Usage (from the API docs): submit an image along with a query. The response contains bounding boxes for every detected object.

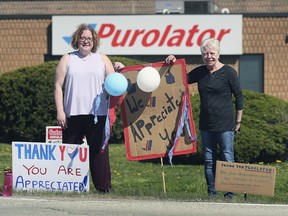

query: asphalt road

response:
[1,196,288,216]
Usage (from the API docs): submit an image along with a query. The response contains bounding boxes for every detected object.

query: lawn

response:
[0,143,287,204]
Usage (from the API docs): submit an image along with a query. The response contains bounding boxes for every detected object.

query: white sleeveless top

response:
[64,51,108,117]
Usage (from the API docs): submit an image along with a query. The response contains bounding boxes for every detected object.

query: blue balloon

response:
[104,72,128,96]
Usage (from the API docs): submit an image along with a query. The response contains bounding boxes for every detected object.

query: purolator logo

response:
[63,23,231,48]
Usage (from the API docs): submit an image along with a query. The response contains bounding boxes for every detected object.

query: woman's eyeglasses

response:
[79,37,93,42]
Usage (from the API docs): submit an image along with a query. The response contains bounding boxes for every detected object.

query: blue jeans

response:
[201,130,235,198]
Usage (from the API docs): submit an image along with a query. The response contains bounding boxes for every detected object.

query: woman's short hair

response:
[200,38,220,54]
[71,23,100,53]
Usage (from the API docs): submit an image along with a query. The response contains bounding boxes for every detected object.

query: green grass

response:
[1,143,288,204]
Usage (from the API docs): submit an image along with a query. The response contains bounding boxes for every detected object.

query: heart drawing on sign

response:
[67,147,79,160]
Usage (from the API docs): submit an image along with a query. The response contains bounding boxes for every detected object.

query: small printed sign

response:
[46,126,87,145]
[46,126,62,144]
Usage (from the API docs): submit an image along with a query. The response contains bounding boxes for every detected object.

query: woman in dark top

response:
[166,38,243,199]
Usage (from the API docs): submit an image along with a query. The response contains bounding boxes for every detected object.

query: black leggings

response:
[62,115,111,191]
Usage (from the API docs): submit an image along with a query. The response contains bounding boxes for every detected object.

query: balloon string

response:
[93,94,102,124]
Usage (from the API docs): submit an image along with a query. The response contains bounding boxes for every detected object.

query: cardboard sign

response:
[120,59,197,161]
[215,161,276,196]
[12,142,90,192]
[46,126,62,144]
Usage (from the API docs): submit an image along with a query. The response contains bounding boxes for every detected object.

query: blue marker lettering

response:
[15,143,24,159]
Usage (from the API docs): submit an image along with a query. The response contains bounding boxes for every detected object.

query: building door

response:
[239,55,264,93]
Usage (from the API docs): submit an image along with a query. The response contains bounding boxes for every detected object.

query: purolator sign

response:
[97,24,231,47]
[52,15,242,55]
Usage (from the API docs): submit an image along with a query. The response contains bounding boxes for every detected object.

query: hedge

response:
[0,59,287,164]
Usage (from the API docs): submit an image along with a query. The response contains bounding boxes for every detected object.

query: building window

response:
[239,54,264,93]
[184,1,209,14]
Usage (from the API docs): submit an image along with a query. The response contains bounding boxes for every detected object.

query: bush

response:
[234,91,288,163]
[0,59,287,164]
[0,62,57,142]
[175,90,288,164]
[0,57,143,144]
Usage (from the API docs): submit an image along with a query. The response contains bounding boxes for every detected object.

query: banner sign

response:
[52,15,242,55]
[120,59,197,161]
[12,142,89,192]
[215,161,276,196]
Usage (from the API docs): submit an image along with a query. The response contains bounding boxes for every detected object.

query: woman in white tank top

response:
[54,23,123,193]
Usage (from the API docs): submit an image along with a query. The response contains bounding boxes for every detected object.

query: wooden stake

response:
[161,157,166,193]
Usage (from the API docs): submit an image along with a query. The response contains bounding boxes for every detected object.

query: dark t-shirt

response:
[187,65,243,131]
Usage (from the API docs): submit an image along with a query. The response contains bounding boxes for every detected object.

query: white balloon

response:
[136,66,160,92]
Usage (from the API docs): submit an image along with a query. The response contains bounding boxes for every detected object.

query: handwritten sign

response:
[215,161,276,196]
[12,142,89,192]
[120,59,197,161]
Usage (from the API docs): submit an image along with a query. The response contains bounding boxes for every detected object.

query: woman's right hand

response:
[57,111,67,129]
[165,55,176,64]
[114,62,125,72]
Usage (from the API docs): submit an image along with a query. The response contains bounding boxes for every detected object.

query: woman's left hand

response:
[165,55,176,64]
[235,122,241,133]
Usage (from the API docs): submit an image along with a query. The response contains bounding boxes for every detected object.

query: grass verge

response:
[1,143,287,204]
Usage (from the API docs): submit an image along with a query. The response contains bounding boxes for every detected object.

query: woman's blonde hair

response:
[70,23,100,53]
